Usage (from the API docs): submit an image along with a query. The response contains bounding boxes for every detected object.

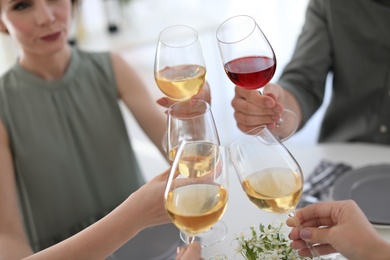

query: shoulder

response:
[72,48,116,81]
[0,66,18,88]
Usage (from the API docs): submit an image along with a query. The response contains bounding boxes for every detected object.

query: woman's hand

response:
[127,169,171,228]
[287,200,390,259]
[156,81,211,110]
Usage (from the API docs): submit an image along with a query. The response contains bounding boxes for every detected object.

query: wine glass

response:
[164,140,229,248]
[228,125,321,259]
[166,99,228,246]
[154,25,207,101]
[166,99,220,164]
[216,15,298,141]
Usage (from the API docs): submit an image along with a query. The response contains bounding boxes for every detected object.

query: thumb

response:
[300,227,331,245]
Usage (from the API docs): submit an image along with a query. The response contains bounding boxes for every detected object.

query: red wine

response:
[224,56,276,90]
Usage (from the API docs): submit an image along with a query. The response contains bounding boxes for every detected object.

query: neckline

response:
[12,47,80,91]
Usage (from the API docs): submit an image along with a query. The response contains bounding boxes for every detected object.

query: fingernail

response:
[157,98,167,105]
[176,247,182,255]
[300,229,311,240]
[265,100,274,108]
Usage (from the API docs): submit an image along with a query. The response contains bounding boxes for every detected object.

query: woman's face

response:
[0,0,72,56]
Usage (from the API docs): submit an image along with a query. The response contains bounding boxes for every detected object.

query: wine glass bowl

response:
[166,99,220,165]
[216,15,276,91]
[229,126,303,214]
[154,25,206,101]
[229,125,321,258]
[164,141,229,247]
[216,15,298,141]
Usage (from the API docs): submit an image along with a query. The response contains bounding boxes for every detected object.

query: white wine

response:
[165,184,228,237]
[155,64,206,101]
[241,167,303,213]
[168,142,218,178]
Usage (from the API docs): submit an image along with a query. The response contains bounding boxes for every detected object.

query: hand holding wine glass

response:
[164,141,229,247]
[216,15,298,141]
[228,126,321,258]
[155,25,207,101]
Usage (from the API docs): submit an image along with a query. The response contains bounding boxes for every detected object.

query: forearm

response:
[24,196,144,260]
[0,235,33,260]
[361,236,390,260]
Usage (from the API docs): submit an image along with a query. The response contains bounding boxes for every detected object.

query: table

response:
[202,142,390,259]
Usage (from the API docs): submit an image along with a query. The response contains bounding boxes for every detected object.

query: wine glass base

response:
[321,253,346,259]
[180,221,228,248]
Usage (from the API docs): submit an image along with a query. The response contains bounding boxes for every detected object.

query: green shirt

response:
[0,48,145,251]
[278,0,390,144]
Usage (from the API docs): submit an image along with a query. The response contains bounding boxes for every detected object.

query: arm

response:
[287,200,390,260]
[111,52,168,156]
[0,120,34,259]
[231,0,331,133]
[277,0,332,128]
[24,170,171,259]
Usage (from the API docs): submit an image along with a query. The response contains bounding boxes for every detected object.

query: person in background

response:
[231,0,390,144]
[0,0,209,258]
[287,200,390,259]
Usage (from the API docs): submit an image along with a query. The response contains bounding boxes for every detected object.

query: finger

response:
[176,242,202,260]
[295,244,337,258]
[234,86,276,108]
[300,227,333,245]
[290,239,308,250]
[292,202,342,226]
[234,110,275,126]
[156,97,176,109]
[232,98,282,117]
[232,89,284,123]
[288,226,301,240]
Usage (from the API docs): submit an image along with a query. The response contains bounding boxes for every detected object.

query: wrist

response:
[361,236,390,260]
[375,239,390,260]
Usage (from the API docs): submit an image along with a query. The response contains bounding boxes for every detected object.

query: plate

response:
[107,223,182,260]
[330,164,390,227]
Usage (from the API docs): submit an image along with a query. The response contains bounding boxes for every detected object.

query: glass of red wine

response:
[216,15,298,141]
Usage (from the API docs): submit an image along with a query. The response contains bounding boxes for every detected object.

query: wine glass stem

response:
[186,235,196,244]
[288,212,321,259]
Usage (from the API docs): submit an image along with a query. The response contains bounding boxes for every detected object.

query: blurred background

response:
[0,0,331,177]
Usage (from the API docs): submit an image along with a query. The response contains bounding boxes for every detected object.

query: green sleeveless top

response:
[0,48,145,251]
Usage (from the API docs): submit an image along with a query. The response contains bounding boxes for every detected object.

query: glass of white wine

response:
[228,126,321,259]
[154,25,206,101]
[165,99,227,246]
[164,140,229,247]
